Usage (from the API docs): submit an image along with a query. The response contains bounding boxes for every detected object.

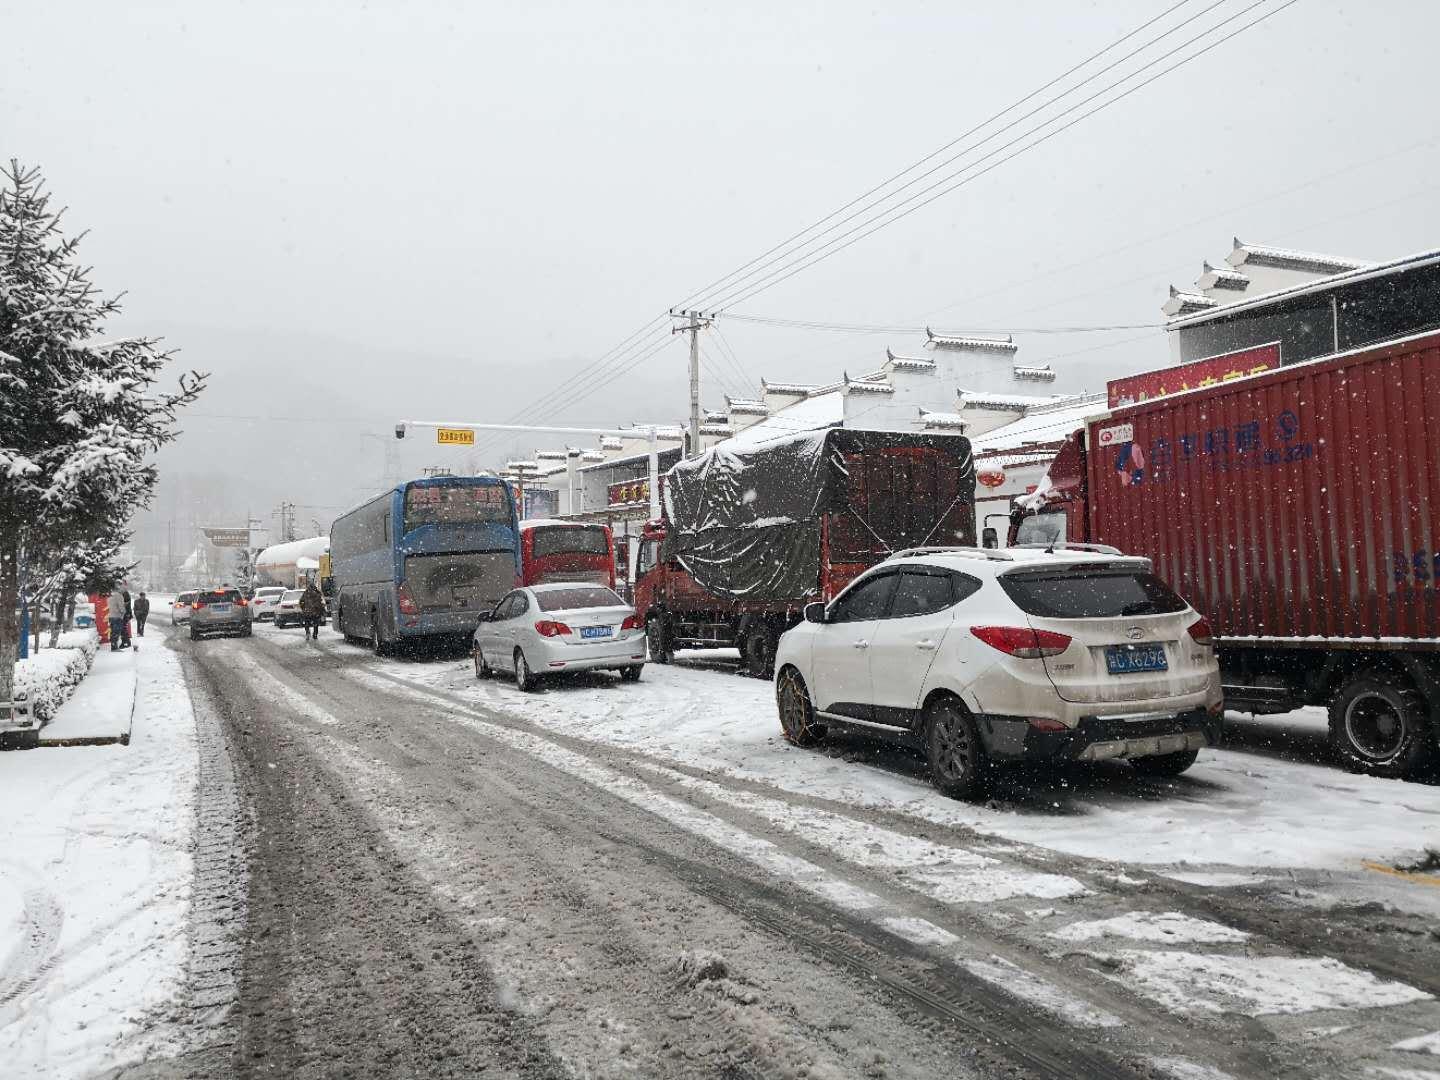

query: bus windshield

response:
[404,483,512,531]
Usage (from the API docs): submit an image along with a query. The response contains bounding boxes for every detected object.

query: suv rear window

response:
[536,587,623,611]
[197,589,242,606]
[998,569,1188,619]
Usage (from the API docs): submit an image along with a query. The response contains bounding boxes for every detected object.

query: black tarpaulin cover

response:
[663,428,975,601]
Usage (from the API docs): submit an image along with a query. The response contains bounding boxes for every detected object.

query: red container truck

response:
[635,428,976,677]
[1010,330,1440,778]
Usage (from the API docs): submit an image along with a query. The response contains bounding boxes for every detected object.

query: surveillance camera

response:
[394,424,406,440]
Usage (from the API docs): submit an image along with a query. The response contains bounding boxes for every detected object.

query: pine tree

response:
[1,161,205,706]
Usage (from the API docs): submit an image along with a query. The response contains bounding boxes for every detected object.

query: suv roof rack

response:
[1008,541,1124,556]
[890,546,1015,562]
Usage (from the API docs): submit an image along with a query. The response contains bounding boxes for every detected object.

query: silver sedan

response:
[473,583,646,691]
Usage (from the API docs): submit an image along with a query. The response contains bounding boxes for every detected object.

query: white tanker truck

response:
[253,536,330,590]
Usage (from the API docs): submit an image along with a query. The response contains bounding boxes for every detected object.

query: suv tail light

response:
[971,625,1072,658]
[620,614,642,631]
[236,598,248,607]
[1187,617,1214,646]
[534,620,572,638]
[396,584,420,617]
[192,602,202,610]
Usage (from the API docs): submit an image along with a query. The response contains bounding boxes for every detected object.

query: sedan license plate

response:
[580,625,614,640]
[212,604,231,614]
[1105,643,1167,675]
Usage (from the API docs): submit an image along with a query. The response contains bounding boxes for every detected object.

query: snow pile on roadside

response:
[11,629,98,721]
[0,638,200,1076]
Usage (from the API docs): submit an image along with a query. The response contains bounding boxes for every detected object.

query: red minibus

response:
[519,520,615,588]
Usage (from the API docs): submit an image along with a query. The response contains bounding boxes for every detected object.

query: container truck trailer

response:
[635,428,976,677]
[1010,330,1440,779]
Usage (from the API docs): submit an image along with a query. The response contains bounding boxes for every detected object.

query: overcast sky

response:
[6,0,1439,548]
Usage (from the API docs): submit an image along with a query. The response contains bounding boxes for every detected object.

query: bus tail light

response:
[396,584,420,617]
[535,620,572,638]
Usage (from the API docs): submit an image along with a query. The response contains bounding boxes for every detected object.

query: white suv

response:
[773,546,1222,800]
[250,586,287,621]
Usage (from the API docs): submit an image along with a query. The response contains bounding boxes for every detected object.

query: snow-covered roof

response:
[580,450,606,462]
[704,409,728,423]
[1227,238,1369,276]
[886,348,936,371]
[1161,286,1219,317]
[534,450,569,461]
[726,396,768,415]
[505,460,539,471]
[761,379,820,396]
[1012,364,1056,382]
[1170,246,1440,330]
[853,368,889,383]
[959,391,1057,412]
[925,329,1018,354]
[1197,261,1249,290]
[845,374,894,394]
[918,409,967,430]
[721,389,846,448]
[699,423,732,436]
[967,393,1108,453]
[599,435,625,450]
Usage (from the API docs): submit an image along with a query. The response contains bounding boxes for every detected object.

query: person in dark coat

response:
[120,587,133,648]
[134,592,150,637]
[299,580,325,641]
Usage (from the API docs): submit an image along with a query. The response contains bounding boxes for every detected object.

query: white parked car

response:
[170,591,197,624]
[272,589,305,628]
[250,586,287,621]
[773,546,1223,800]
[473,583,646,691]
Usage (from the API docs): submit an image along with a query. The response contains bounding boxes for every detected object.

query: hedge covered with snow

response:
[11,629,99,722]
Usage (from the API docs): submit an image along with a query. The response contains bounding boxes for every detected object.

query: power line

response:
[669,0,1202,314]
[707,0,1301,313]
[718,312,1163,335]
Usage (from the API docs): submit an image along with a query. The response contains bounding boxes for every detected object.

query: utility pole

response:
[671,309,712,458]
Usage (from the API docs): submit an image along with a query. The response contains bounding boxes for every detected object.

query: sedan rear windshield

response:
[998,570,1187,619]
[536,587,624,612]
[197,590,242,606]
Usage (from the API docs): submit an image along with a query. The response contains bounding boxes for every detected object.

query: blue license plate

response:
[212,604,231,614]
[580,625,613,640]
[1105,643,1167,674]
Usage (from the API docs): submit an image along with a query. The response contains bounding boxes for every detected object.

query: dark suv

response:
[189,587,253,640]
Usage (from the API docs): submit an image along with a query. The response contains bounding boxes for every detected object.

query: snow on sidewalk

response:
[0,639,199,1079]
[39,645,137,745]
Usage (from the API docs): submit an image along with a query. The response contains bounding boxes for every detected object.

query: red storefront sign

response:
[1107,343,1280,409]
[607,477,651,507]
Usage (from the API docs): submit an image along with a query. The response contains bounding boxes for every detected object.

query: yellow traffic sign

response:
[436,427,475,446]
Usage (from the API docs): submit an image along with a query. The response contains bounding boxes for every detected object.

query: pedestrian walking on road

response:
[134,592,150,637]
[120,587,133,648]
[299,580,325,641]
[107,586,126,651]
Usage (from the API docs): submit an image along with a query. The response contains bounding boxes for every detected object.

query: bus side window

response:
[637,540,657,576]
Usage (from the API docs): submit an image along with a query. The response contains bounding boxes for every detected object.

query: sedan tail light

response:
[192,602,202,610]
[396,584,420,617]
[971,625,1072,658]
[534,620,572,638]
[620,614,642,632]
[235,598,248,607]
[1187,617,1214,646]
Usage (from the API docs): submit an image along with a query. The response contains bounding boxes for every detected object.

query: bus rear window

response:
[532,526,608,557]
[998,570,1188,619]
[404,484,511,530]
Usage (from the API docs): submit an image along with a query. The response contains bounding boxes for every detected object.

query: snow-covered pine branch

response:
[0,160,207,706]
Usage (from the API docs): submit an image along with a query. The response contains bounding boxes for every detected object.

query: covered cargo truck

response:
[635,428,976,676]
[1011,329,1440,778]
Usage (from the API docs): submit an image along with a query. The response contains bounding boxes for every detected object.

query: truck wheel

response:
[1130,748,1199,778]
[647,616,673,664]
[1329,671,1434,779]
[776,667,825,747]
[745,627,777,679]
[924,696,987,801]
[189,626,200,641]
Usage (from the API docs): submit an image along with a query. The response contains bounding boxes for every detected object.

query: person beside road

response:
[120,586,133,648]
[107,586,127,651]
[299,580,325,641]
[134,592,150,637]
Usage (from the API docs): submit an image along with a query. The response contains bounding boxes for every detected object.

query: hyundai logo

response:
[1125,627,1144,641]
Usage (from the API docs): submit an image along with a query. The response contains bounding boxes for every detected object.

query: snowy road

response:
[153,622,1440,1079]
